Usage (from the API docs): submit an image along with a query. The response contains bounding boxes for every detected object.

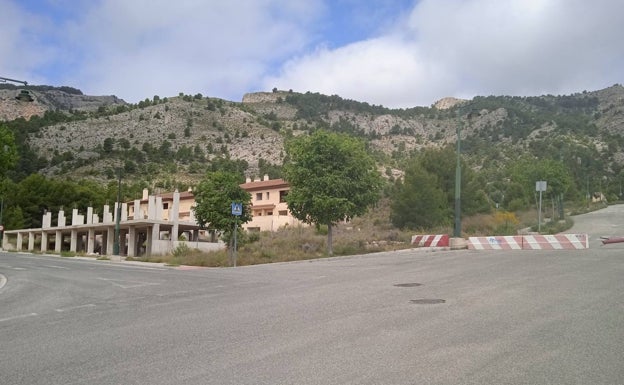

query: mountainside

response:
[2,84,624,198]
[0,85,125,121]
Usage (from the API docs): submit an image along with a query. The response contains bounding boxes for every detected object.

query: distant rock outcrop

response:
[0,87,126,121]
[433,97,466,110]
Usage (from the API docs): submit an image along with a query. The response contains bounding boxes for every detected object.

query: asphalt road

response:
[1,205,623,384]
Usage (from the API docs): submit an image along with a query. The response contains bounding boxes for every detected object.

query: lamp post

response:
[454,106,478,239]
[454,119,462,238]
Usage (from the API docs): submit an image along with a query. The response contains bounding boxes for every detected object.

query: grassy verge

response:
[128,199,597,267]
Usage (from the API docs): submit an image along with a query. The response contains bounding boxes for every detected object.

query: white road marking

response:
[0,313,38,322]
[55,304,96,312]
[97,277,161,289]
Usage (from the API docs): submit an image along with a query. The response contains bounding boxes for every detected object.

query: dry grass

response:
[136,200,583,267]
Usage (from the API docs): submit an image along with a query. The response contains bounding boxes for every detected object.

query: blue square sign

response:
[231,202,242,216]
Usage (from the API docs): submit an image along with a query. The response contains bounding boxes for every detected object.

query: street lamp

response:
[454,106,479,238]
[454,118,462,238]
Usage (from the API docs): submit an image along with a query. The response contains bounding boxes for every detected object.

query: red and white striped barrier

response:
[467,236,523,250]
[468,234,589,250]
[411,234,449,248]
[522,234,589,250]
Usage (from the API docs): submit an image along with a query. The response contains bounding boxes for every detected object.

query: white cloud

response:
[3,0,624,108]
[265,0,624,107]
[46,0,324,102]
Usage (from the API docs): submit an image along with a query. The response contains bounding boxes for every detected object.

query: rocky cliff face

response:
[0,88,126,121]
[3,85,624,189]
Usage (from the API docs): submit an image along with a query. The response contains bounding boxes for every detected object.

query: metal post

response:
[233,216,238,267]
[538,189,542,232]
[113,169,122,255]
[454,120,462,238]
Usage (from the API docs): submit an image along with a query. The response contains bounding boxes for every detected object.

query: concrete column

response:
[58,210,66,227]
[70,230,78,252]
[16,232,23,251]
[121,203,128,221]
[192,230,199,242]
[87,228,95,254]
[114,202,119,222]
[133,199,141,220]
[41,232,48,252]
[55,231,62,253]
[42,212,52,229]
[106,227,114,255]
[28,232,35,251]
[172,190,180,241]
[2,233,8,250]
[103,205,112,223]
[127,227,136,257]
[86,207,93,225]
[156,196,163,220]
[149,224,161,256]
[148,196,156,220]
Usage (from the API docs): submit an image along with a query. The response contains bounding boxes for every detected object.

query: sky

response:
[2,0,624,108]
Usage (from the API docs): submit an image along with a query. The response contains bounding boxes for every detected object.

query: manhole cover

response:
[394,283,422,287]
[410,299,445,304]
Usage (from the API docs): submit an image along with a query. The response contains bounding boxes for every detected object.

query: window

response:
[266,192,270,200]
[163,203,169,209]
[278,210,288,216]
[267,211,273,216]
[279,190,288,202]
[256,192,263,201]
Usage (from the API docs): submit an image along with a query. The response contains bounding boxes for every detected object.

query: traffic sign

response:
[231,202,242,216]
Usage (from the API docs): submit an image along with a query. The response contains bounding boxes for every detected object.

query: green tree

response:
[283,130,383,256]
[103,137,114,153]
[417,147,489,216]
[508,157,572,219]
[192,171,252,245]
[0,124,18,178]
[390,163,448,229]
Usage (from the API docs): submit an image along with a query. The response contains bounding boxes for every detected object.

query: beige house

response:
[240,175,305,231]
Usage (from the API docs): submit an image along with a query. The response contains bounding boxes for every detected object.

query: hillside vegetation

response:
[1,85,624,235]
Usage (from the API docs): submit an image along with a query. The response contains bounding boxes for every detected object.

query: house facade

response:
[239,175,305,232]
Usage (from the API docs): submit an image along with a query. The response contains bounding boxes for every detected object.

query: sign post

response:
[231,202,242,267]
[536,181,547,232]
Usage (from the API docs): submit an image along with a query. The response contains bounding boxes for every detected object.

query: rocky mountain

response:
[2,84,624,198]
[0,85,125,121]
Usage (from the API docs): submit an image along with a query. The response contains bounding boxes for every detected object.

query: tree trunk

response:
[327,222,333,256]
